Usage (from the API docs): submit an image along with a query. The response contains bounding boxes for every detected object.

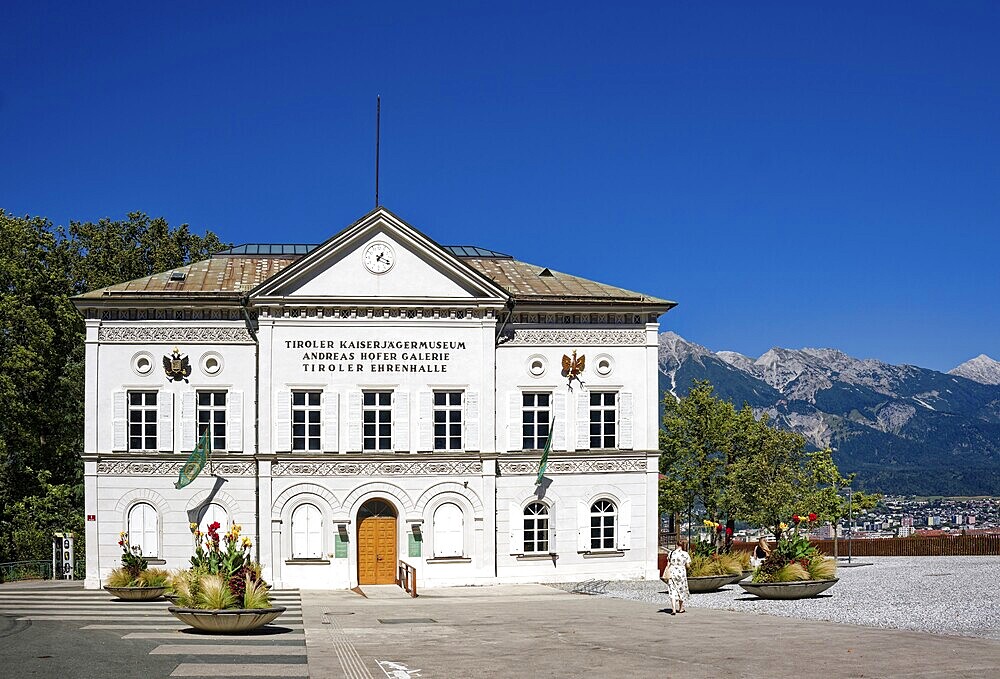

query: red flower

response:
[117,540,124,547]
[209,521,221,531]
[716,524,723,532]
[725,527,733,536]
[792,515,801,524]
[808,512,818,522]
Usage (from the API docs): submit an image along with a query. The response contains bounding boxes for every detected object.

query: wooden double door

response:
[357,499,398,585]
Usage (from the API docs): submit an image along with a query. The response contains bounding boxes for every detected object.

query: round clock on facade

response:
[362,242,395,274]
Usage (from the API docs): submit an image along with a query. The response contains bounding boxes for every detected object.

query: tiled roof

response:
[462,258,672,305]
[74,257,300,299]
[75,253,674,308]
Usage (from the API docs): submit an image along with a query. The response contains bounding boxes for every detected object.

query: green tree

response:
[0,209,225,564]
[727,422,845,540]
[658,381,751,543]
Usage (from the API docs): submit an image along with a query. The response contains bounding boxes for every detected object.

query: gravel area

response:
[556,556,1000,640]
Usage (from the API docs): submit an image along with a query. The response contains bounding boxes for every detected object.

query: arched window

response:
[523,502,550,554]
[198,503,229,535]
[291,503,323,559]
[590,499,617,550]
[433,503,464,558]
[127,502,158,557]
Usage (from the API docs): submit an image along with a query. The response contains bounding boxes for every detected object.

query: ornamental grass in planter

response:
[104,533,171,600]
[750,513,837,584]
[167,522,284,633]
[682,532,746,592]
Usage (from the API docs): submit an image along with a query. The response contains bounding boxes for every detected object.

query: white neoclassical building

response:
[74,207,675,590]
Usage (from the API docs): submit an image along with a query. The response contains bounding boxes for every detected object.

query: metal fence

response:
[0,560,53,583]
[732,534,1000,557]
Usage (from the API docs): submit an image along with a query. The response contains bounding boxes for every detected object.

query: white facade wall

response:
[79,210,670,591]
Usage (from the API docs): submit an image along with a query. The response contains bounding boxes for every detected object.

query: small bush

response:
[105,567,136,587]
[137,568,170,587]
[688,553,742,577]
[807,557,837,581]
[243,577,272,610]
[773,562,810,582]
[197,574,236,610]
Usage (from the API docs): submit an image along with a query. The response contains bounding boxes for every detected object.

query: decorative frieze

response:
[98,326,254,343]
[93,308,247,321]
[510,312,656,325]
[499,329,646,346]
[271,460,483,477]
[258,306,486,320]
[97,461,255,476]
[498,458,646,475]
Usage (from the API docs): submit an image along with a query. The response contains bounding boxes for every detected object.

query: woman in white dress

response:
[666,540,692,614]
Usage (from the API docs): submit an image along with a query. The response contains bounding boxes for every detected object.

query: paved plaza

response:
[2,578,1000,678]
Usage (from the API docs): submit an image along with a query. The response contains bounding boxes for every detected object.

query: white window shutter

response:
[508,502,524,555]
[418,391,433,451]
[144,504,158,557]
[347,391,362,452]
[617,499,632,550]
[181,392,196,452]
[507,392,522,452]
[553,391,567,451]
[228,391,243,452]
[308,508,323,558]
[433,503,465,558]
[323,391,339,452]
[275,390,291,452]
[547,503,557,552]
[619,391,634,450]
[291,508,307,558]
[112,391,127,451]
[393,391,410,452]
[464,391,480,452]
[576,389,590,451]
[577,500,589,552]
[158,391,174,452]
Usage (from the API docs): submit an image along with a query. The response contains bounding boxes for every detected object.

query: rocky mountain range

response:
[658,332,1000,496]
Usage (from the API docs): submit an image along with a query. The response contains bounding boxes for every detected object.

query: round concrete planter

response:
[167,606,287,633]
[739,579,839,600]
[103,586,167,601]
[663,573,740,593]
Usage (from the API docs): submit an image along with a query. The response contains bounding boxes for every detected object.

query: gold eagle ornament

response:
[163,347,192,383]
[561,350,585,387]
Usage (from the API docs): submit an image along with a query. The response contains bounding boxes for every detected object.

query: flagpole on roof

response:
[375,95,381,208]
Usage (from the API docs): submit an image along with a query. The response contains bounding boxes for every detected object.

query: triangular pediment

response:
[250,208,509,304]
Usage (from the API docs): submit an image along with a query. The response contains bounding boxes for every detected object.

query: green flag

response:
[175,431,211,490]
[535,417,555,485]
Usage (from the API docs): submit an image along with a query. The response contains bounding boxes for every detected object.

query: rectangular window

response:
[363,391,392,451]
[589,391,617,449]
[433,391,463,451]
[292,391,322,451]
[128,391,157,451]
[197,390,227,451]
[522,392,551,450]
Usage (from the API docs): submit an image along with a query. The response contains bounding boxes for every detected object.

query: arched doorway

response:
[357,499,398,585]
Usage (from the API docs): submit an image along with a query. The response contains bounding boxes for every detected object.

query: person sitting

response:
[750,536,771,569]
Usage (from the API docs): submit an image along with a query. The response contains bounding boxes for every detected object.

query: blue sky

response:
[2,2,998,372]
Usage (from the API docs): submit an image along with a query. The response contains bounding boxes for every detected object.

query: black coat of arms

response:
[163,347,192,383]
